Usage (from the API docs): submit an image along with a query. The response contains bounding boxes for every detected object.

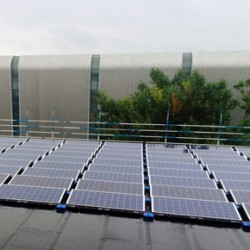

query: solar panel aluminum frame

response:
[151,197,242,223]
[0,174,11,185]
[242,204,250,220]
[0,185,66,205]
[66,190,145,213]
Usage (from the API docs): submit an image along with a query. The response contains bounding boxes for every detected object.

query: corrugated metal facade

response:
[0,56,13,135]
[193,51,250,121]
[99,53,182,98]
[18,55,91,138]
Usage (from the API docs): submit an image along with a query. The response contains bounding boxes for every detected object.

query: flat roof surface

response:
[1,206,250,250]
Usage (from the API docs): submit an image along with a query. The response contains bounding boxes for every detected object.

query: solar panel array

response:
[67,142,145,212]
[148,144,242,222]
[194,146,250,220]
[0,139,99,206]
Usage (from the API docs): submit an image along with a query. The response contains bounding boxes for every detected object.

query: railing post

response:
[25,107,29,137]
[97,105,101,141]
[52,107,55,139]
[164,109,170,144]
[217,110,223,145]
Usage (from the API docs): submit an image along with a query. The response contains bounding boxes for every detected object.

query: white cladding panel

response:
[0,56,13,135]
[99,53,182,98]
[19,55,91,138]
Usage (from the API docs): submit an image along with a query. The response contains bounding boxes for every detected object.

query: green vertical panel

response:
[182,53,192,75]
[11,56,20,136]
[89,55,100,138]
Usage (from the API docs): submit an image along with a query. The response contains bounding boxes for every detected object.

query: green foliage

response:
[234,79,250,117]
[95,69,237,141]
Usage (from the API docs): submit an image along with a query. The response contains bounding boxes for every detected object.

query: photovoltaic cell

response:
[147,162,202,170]
[0,184,65,204]
[151,185,227,201]
[220,179,250,192]
[96,153,140,161]
[50,151,94,158]
[88,165,142,175]
[0,166,22,175]
[83,171,143,183]
[213,171,250,182]
[230,190,250,204]
[152,197,241,222]
[76,179,143,195]
[33,161,84,171]
[0,153,40,162]
[150,176,217,189]
[23,167,80,179]
[9,175,74,190]
[201,158,249,166]
[148,168,208,179]
[6,149,48,156]
[67,190,145,212]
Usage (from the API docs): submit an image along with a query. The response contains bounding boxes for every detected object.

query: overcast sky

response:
[1,0,250,55]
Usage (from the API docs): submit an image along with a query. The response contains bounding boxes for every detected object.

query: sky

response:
[1,0,250,55]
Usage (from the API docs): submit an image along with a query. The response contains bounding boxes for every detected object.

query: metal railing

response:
[0,118,250,146]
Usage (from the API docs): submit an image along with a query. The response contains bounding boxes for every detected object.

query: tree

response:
[234,79,250,118]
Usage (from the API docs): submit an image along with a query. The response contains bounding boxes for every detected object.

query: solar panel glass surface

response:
[83,171,143,183]
[33,161,84,171]
[67,190,145,212]
[0,159,31,167]
[88,165,142,174]
[93,158,142,167]
[76,179,143,195]
[151,185,227,201]
[23,167,80,179]
[9,175,74,190]
[148,168,208,179]
[206,165,250,173]
[152,197,241,222]
[230,190,250,204]
[150,176,217,189]
[147,162,202,170]
[0,166,22,175]
[42,155,89,164]
[213,171,250,182]
[221,179,250,192]
[0,174,10,184]
[0,184,65,204]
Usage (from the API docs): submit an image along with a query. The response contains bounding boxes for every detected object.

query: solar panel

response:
[0,159,32,168]
[0,166,22,175]
[67,190,145,212]
[147,162,202,170]
[100,149,142,155]
[242,204,250,220]
[201,159,249,166]
[147,151,190,157]
[42,155,89,164]
[83,171,143,183]
[230,190,250,204]
[0,184,65,204]
[50,151,94,158]
[15,144,55,151]
[152,197,241,222]
[213,171,250,182]
[0,174,10,184]
[76,179,143,195]
[148,168,209,179]
[23,167,80,179]
[151,185,227,201]
[9,175,74,190]
[206,165,250,174]
[0,153,40,162]
[6,149,48,155]
[93,158,142,167]
[33,161,84,171]
[147,156,196,163]
[96,153,141,161]
[88,164,143,174]
[220,179,250,192]
[150,176,217,189]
